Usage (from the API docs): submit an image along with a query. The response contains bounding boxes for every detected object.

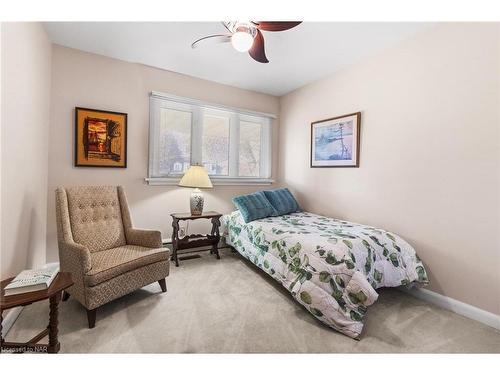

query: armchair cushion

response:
[85,245,170,286]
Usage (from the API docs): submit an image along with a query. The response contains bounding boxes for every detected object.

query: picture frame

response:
[310,112,361,168]
[75,107,128,168]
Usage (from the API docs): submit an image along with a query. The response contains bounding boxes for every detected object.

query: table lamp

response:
[178,164,213,215]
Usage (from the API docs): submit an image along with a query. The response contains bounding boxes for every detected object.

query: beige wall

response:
[1,23,52,279]
[46,45,280,261]
[279,23,500,314]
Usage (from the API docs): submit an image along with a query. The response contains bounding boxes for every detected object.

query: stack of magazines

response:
[4,263,60,296]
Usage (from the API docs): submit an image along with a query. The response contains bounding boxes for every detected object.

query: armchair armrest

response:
[57,240,92,306]
[126,228,163,248]
[60,241,92,274]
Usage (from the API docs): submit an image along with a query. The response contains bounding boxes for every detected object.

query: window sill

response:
[145,177,274,186]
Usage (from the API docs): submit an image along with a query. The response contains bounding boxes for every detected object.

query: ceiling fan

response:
[191,21,302,63]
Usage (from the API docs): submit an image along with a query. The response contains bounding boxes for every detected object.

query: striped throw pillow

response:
[232,191,278,223]
[263,188,300,215]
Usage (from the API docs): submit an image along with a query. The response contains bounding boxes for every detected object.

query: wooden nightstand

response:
[170,211,223,267]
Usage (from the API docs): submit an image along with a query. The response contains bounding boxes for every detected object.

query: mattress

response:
[221,210,428,338]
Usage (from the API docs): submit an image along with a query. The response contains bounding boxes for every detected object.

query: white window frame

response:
[146,91,276,186]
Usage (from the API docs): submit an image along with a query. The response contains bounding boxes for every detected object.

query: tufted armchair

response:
[55,186,169,328]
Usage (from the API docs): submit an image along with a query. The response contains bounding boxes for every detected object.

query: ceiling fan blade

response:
[248,29,269,63]
[191,34,231,49]
[253,21,302,32]
[221,21,231,32]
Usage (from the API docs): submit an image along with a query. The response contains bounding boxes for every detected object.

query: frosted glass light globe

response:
[231,31,254,52]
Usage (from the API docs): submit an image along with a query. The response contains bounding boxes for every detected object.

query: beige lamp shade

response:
[178,165,213,188]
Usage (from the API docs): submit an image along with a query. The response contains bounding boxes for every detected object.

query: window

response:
[239,120,262,177]
[202,112,230,176]
[148,92,274,185]
[158,108,191,175]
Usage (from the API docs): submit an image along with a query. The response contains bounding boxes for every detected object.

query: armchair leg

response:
[158,278,167,293]
[86,308,97,329]
[62,291,70,301]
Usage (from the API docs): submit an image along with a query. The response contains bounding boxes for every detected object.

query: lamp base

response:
[190,188,204,215]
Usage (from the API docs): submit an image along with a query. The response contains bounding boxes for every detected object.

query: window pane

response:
[239,121,261,177]
[158,108,191,175]
[202,114,229,176]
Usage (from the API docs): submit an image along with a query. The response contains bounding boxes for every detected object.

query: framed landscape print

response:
[310,112,361,168]
[75,107,127,168]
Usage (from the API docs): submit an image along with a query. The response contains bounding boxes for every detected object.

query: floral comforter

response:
[221,211,428,338]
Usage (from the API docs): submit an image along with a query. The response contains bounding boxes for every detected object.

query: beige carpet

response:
[5,248,500,353]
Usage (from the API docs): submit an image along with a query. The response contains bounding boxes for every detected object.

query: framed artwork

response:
[310,112,361,168]
[75,107,127,168]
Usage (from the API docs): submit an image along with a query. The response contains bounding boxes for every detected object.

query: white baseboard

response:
[2,306,23,336]
[404,287,500,331]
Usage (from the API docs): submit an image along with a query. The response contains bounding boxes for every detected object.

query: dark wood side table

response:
[0,272,73,354]
[171,211,223,267]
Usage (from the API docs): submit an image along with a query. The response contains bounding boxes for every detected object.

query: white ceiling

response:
[44,22,432,96]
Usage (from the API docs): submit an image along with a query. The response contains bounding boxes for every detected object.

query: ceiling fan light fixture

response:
[191,21,301,63]
[231,31,254,52]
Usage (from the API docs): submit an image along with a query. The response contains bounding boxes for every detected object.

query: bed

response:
[221,210,428,338]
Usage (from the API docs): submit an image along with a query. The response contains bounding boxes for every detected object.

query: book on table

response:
[4,263,60,296]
